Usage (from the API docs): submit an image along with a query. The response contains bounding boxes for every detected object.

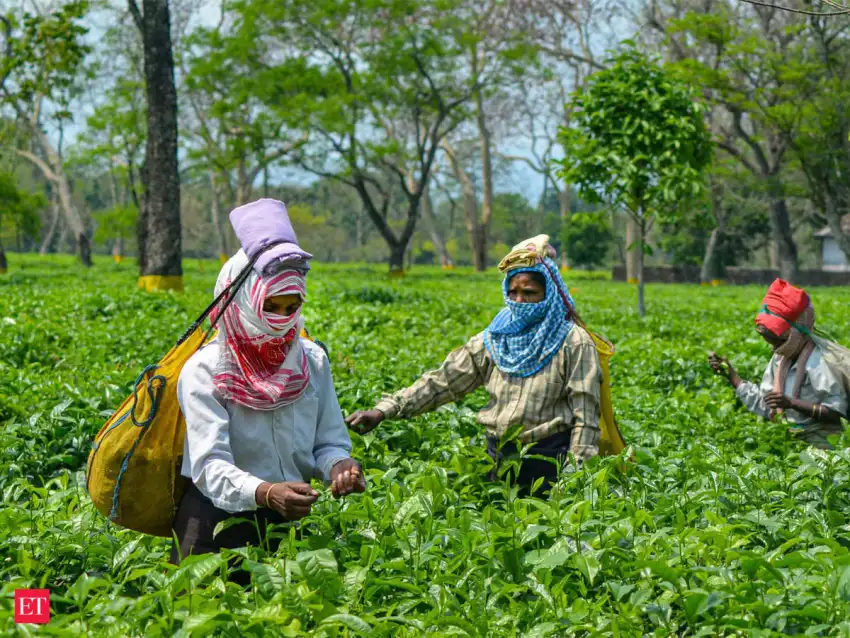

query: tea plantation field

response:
[2,254,850,636]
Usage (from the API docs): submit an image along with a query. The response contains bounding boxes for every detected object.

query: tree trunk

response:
[79,233,92,267]
[209,170,228,262]
[137,185,148,272]
[823,185,850,263]
[18,135,91,266]
[351,178,419,274]
[537,178,547,228]
[442,140,482,270]
[60,219,72,254]
[475,88,494,272]
[700,227,723,284]
[113,235,123,263]
[637,216,646,318]
[767,191,798,282]
[389,242,406,273]
[0,211,5,273]
[235,158,252,207]
[423,188,452,268]
[625,216,640,283]
[40,191,60,255]
[410,176,452,268]
[54,168,91,267]
[356,205,364,248]
[133,0,183,290]
[558,187,571,269]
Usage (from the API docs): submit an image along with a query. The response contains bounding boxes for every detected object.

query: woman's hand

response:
[345,409,385,434]
[764,391,792,411]
[708,352,732,377]
[330,458,367,498]
[708,352,741,387]
[257,481,319,520]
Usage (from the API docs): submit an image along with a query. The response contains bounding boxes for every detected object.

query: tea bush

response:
[1,254,850,636]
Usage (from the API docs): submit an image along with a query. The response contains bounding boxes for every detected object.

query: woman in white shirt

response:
[170,200,365,578]
[709,279,847,448]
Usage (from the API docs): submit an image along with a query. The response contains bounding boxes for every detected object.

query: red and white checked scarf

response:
[210,250,310,410]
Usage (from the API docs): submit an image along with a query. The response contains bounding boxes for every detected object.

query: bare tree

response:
[502,0,617,267]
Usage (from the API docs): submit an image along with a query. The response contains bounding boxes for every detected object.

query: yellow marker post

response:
[219,254,228,265]
[114,255,123,264]
[627,277,638,285]
[138,275,184,293]
[711,279,725,287]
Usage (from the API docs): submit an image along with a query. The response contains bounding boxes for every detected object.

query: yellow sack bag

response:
[87,249,320,536]
[587,330,627,456]
[86,329,204,536]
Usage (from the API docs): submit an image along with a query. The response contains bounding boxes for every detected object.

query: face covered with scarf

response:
[210,250,311,410]
[483,247,577,378]
[755,278,815,360]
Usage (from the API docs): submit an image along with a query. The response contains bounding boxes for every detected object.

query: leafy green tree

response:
[181,20,308,259]
[0,172,46,273]
[659,162,771,280]
[214,0,479,272]
[490,192,538,246]
[73,78,145,213]
[0,2,91,265]
[559,45,712,316]
[779,18,850,265]
[93,204,138,263]
[560,211,613,270]
[651,3,813,282]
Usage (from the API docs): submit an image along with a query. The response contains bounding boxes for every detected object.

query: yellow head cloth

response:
[497,234,557,273]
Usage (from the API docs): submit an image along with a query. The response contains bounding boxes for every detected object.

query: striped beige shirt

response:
[374,326,602,461]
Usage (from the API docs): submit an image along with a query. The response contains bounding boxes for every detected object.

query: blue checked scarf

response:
[483,257,576,377]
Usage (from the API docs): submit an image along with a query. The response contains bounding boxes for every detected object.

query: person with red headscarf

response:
[708,279,848,448]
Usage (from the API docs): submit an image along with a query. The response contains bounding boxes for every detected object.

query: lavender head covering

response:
[229,199,312,275]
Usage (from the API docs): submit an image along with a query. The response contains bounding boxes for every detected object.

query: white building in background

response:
[815,215,850,271]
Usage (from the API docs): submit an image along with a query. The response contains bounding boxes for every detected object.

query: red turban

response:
[755,279,810,337]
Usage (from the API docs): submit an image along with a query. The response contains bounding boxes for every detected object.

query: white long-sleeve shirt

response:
[736,346,848,424]
[177,338,352,513]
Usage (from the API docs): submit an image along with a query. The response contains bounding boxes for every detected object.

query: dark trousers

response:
[169,483,293,585]
[487,430,572,496]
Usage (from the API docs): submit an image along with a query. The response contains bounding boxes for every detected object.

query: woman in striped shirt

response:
[347,235,602,495]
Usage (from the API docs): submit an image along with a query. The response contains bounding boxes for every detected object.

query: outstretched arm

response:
[347,334,490,434]
[709,352,770,418]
